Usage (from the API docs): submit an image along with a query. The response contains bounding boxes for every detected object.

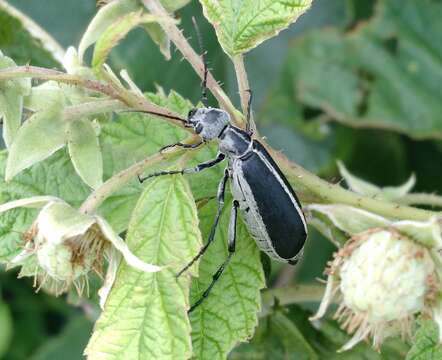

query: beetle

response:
[137,24,307,312]
[138,105,307,312]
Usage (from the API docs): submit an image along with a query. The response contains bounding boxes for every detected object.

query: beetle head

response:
[187,108,230,141]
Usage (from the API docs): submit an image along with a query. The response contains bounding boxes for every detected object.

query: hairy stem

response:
[79,152,164,214]
[63,99,126,121]
[275,151,439,221]
[79,138,201,214]
[0,65,188,129]
[141,0,241,124]
[262,284,326,311]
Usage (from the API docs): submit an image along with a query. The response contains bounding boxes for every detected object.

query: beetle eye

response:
[188,109,197,118]
[195,123,203,134]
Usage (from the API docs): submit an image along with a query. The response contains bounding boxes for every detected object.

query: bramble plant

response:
[1,0,442,359]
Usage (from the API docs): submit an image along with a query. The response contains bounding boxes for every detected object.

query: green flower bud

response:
[340,230,434,324]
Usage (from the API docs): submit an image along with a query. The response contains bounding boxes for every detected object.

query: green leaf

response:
[0,193,38,262]
[406,320,442,360]
[161,0,191,11]
[280,0,442,139]
[143,22,171,60]
[231,310,318,360]
[199,0,312,56]
[24,81,64,112]
[96,185,141,234]
[100,91,189,174]
[142,1,190,60]
[267,311,318,360]
[79,0,189,62]
[232,304,407,359]
[0,86,23,148]
[0,149,90,206]
[67,118,103,189]
[96,90,189,231]
[78,0,140,60]
[92,11,161,70]
[190,198,265,359]
[0,50,31,148]
[0,299,13,358]
[86,175,202,360]
[5,97,66,181]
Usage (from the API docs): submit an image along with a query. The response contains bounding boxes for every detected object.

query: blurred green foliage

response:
[231,305,409,359]
[1,0,442,358]
[0,8,58,69]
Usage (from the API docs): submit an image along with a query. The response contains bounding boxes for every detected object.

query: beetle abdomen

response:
[231,141,307,263]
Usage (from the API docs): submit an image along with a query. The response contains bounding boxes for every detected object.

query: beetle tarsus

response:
[159,141,203,154]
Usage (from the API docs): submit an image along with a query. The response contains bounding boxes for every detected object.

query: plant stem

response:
[141,0,241,124]
[232,55,253,129]
[79,140,200,214]
[262,284,326,310]
[79,152,164,214]
[0,65,188,129]
[63,99,126,121]
[274,151,440,221]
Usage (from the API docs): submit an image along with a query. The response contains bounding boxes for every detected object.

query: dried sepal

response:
[98,247,121,308]
[337,161,415,201]
[0,196,61,212]
[307,204,390,235]
[308,203,442,250]
[393,218,442,249]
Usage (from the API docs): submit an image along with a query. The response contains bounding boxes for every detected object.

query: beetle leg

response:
[138,152,225,183]
[188,200,238,313]
[159,141,204,154]
[177,168,229,278]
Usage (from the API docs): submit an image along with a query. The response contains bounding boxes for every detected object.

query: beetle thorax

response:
[188,107,230,141]
[218,126,252,157]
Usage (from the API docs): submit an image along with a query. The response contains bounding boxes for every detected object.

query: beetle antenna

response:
[192,17,209,107]
[245,89,253,134]
[122,109,187,124]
